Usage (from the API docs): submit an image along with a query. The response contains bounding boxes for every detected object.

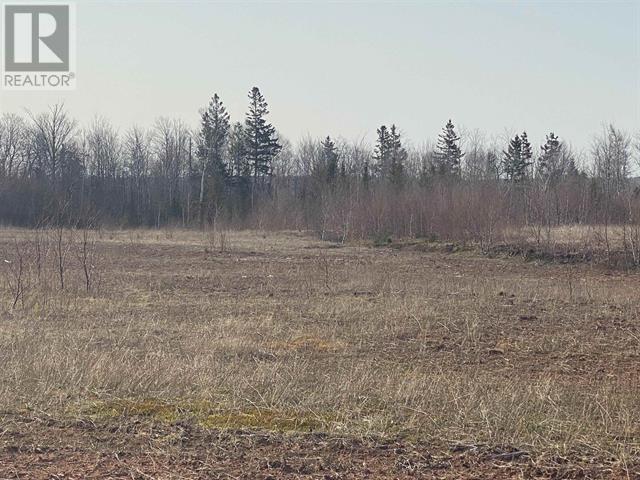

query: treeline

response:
[0,87,639,246]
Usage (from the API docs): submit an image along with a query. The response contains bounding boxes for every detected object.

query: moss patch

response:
[85,399,333,432]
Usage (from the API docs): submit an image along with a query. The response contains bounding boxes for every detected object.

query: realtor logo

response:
[2,3,76,89]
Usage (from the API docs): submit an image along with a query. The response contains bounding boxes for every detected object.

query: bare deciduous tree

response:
[593,125,631,195]
[87,116,121,180]
[28,104,77,181]
[0,113,28,178]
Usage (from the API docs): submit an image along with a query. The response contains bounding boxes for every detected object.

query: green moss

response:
[84,399,333,432]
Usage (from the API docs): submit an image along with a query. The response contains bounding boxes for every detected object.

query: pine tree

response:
[388,124,407,186]
[228,122,248,177]
[198,93,230,224]
[537,132,561,180]
[198,93,230,178]
[502,131,532,183]
[362,159,370,187]
[373,125,391,177]
[565,158,580,178]
[244,87,281,179]
[435,119,464,176]
[521,131,533,169]
[502,134,521,182]
[321,136,339,184]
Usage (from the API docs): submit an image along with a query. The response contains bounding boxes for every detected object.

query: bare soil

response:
[2,415,636,479]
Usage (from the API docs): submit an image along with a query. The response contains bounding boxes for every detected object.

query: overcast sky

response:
[1,0,638,153]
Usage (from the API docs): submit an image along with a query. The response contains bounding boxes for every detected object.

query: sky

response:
[1,0,639,153]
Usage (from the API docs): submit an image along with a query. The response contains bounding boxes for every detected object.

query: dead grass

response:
[0,227,638,470]
[504,223,637,253]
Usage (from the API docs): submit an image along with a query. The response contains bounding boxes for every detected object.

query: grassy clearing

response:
[0,227,638,464]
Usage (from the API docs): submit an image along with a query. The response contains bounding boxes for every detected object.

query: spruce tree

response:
[521,131,533,169]
[373,125,391,177]
[244,87,281,179]
[198,93,230,224]
[502,134,521,182]
[388,124,407,186]
[321,136,339,184]
[362,159,370,187]
[435,119,464,176]
[565,158,580,178]
[198,93,230,178]
[228,122,248,177]
[502,131,532,183]
[537,132,561,180]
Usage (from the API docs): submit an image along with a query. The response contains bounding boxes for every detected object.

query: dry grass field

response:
[0,228,638,479]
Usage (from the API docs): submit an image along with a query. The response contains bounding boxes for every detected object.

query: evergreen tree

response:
[373,125,391,177]
[362,159,370,187]
[244,87,281,179]
[388,124,407,186]
[435,119,464,176]
[521,131,533,169]
[197,93,230,224]
[373,124,406,183]
[321,135,339,184]
[502,134,522,182]
[228,122,248,177]
[537,132,562,181]
[198,93,230,178]
[565,158,580,178]
[502,131,532,183]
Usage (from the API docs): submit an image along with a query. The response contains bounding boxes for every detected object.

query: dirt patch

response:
[1,416,636,479]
